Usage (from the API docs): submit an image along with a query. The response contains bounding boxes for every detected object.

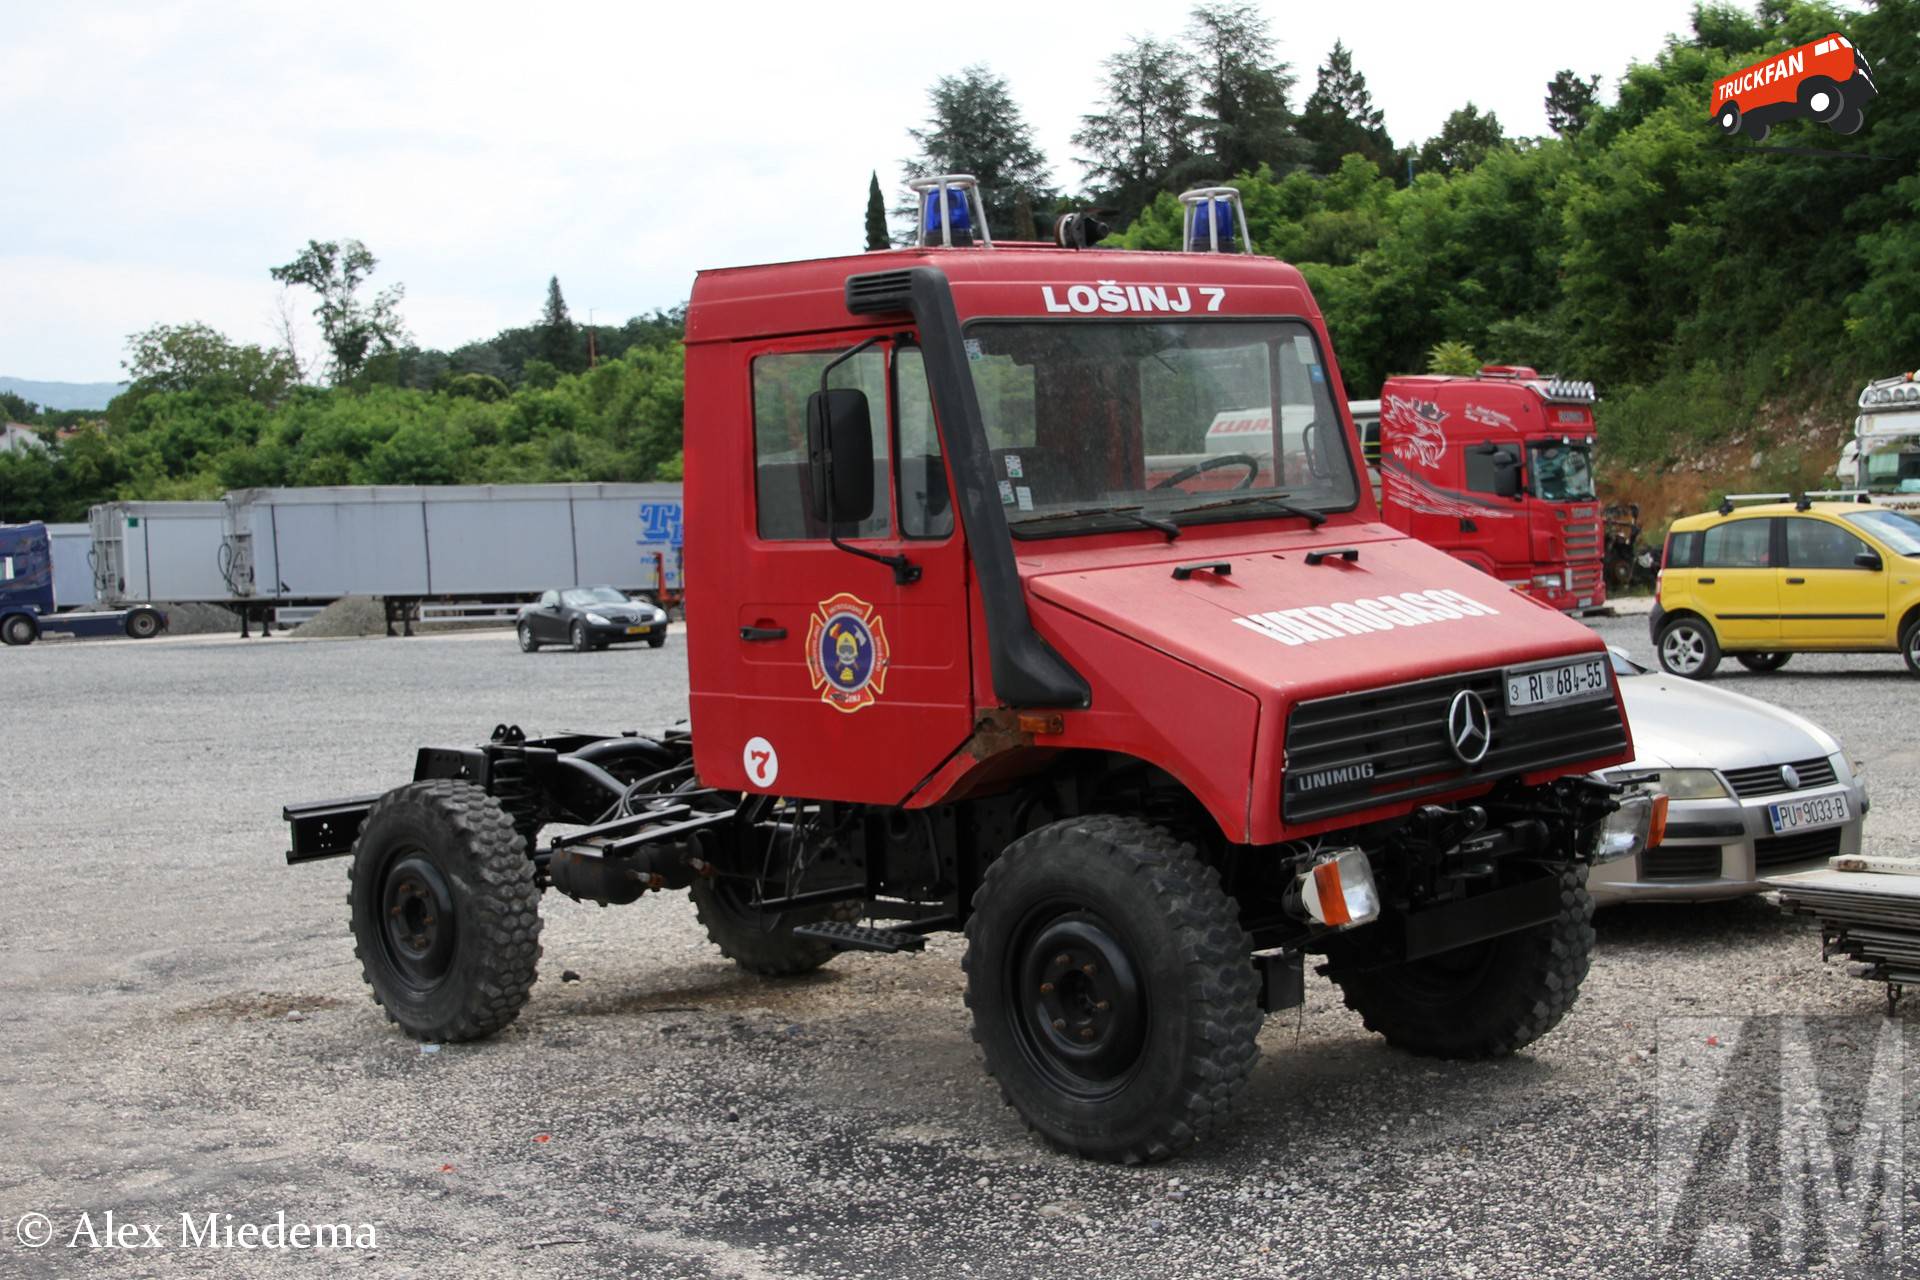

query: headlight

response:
[1533,573,1562,588]
[1648,768,1729,800]
[1592,789,1668,863]
[584,612,610,626]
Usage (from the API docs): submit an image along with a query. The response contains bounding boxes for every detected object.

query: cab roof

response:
[686,244,1320,345]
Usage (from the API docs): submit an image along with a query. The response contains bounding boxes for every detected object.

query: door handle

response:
[1785,577,1806,585]
[739,625,787,642]
[1698,576,1716,585]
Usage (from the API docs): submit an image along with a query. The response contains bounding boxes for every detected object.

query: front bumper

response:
[585,619,666,643]
[1588,780,1864,904]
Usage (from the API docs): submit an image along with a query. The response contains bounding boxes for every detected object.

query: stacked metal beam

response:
[1769,857,1920,986]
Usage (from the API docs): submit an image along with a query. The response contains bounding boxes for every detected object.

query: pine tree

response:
[536,276,580,373]
[864,172,891,250]
[1073,37,1202,226]
[1298,41,1394,175]
[1187,3,1306,177]
[1545,70,1602,138]
[902,65,1055,240]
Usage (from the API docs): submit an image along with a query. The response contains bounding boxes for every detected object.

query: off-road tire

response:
[1326,867,1594,1059]
[689,876,858,975]
[963,815,1262,1163]
[1,614,37,646]
[1735,652,1791,672]
[517,620,539,652]
[348,780,541,1042]
[124,608,162,639]
[570,621,590,653]
[1658,615,1721,679]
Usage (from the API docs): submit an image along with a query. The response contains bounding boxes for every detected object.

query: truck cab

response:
[283,181,1653,1163]
[1375,366,1606,612]
[0,522,164,645]
[1839,370,1920,508]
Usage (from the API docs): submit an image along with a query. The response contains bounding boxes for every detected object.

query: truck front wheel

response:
[348,780,542,1042]
[1325,867,1594,1059]
[963,816,1262,1163]
[124,608,162,639]
[1,614,37,646]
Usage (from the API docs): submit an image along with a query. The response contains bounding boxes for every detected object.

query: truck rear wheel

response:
[963,815,1262,1163]
[689,877,856,976]
[1325,868,1594,1059]
[348,780,542,1042]
[1,614,37,646]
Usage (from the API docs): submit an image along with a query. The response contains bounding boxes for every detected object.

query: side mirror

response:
[806,388,875,525]
[1493,457,1523,499]
[1855,550,1884,571]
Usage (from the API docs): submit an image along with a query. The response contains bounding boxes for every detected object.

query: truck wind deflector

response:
[844,266,1089,709]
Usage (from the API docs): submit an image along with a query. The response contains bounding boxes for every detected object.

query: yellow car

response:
[1651,498,1920,678]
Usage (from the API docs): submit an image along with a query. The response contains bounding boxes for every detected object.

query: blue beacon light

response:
[1179,186,1250,254]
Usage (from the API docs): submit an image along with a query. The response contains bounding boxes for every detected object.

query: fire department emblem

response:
[805,592,891,713]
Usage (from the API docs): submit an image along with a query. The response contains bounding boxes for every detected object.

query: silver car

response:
[1588,649,1867,905]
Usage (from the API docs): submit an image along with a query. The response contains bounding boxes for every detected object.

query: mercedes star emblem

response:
[1447,689,1493,765]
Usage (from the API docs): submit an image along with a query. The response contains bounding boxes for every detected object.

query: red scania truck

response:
[281,180,1653,1162]
[1375,367,1607,613]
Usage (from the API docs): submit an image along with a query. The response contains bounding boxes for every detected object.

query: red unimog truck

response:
[1376,367,1607,613]
[282,181,1655,1162]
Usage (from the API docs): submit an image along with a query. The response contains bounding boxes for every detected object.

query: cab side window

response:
[1666,530,1702,569]
[894,349,953,539]
[1700,518,1773,568]
[1465,444,1521,494]
[1784,517,1870,569]
[752,350,891,541]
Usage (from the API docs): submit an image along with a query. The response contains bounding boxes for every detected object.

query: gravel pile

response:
[156,601,238,635]
[293,594,389,638]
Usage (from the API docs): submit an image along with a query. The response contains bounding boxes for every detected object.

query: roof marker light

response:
[909,174,992,249]
[1179,186,1251,254]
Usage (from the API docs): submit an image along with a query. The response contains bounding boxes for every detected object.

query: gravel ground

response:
[2,616,1915,1279]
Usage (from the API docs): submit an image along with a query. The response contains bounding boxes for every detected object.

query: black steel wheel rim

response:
[378,851,457,992]
[1399,936,1498,1000]
[1005,905,1148,1102]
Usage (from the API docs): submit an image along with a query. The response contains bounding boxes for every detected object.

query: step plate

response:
[790,920,927,954]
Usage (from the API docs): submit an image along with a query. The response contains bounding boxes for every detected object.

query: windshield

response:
[1528,441,1596,502]
[563,587,630,607]
[1845,508,1920,556]
[964,320,1359,535]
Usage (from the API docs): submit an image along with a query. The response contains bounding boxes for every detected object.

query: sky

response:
[3,0,1716,383]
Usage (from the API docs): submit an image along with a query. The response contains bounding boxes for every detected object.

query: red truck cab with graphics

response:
[1375,367,1605,613]
[284,182,1652,1165]
[1712,31,1876,141]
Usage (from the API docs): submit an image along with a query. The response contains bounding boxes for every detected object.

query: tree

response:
[269,239,408,384]
[1417,104,1506,176]
[1299,41,1394,175]
[1426,340,1482,376]
[903,65,1055,240]
[864,172,890,251]
[536,276,581,373]
[119,322,298,404]
[1,390,38,422]
[1546,70,1602,138]
[1188,3,1305,178]
[1073,37,1201,226]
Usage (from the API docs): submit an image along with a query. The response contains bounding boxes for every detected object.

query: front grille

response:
[1644,845,1723,879]
[1722,758,1838,799]
[1569,563,1602,594]
[1562,519,1603,557]
[1755,827,1844,870]
[1282,666,1630,823]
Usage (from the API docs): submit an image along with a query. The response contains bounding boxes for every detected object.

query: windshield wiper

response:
[1011,505,1180,541]
[1171,492,1328,526]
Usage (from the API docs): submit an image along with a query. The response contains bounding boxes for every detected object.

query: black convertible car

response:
[517,586,670,652]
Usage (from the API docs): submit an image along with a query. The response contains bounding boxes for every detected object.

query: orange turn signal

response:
[1018,713,1065,736]
[1648,793,1670,849]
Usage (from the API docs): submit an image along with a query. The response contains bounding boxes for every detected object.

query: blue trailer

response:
[0,522,166,646]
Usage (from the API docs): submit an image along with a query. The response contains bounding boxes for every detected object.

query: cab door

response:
[704,337,974,804]
[1694,517,1779,647]
[1779,515,1888,646]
